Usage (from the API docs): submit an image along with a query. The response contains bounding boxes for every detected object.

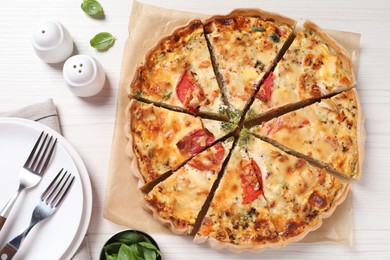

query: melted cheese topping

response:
[251,90,359,178]
[205,17,293,116]
[145,139,233,234]
[244,135,345,239]
[129,100,235,184]
[131,20,224,117]
[248,23,355,119]
[196,145,279,246]
[127,15,357,250]
[197,134,346,244]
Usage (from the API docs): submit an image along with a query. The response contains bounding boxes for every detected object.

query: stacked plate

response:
[0,118,92,259]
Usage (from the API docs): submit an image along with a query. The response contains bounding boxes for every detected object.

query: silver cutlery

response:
[0,169,75,259]
[0,131,57,231]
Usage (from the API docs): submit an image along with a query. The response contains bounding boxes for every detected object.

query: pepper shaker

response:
[63,55,106,97]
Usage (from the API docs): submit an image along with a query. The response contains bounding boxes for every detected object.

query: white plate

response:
[0,118,92,260]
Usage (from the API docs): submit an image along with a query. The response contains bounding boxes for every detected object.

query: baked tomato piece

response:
[176,129,215,156]
[188,143,225,171]
[256,72,274,102]
[176,70,206,113]
[240,159,263,204]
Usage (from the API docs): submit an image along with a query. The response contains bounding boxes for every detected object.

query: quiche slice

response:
[194,135,279,252]
[242,133,349,243]
[130,20,228,119]
[246,20,357,121]
[194,132,349,251]
[144,138,234,235]
[204,9,296,122]
[249,89,364,179]
[126,100,237,186]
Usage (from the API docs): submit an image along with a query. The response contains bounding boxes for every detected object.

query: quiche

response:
[249,89,363,179]
[240,133,349,243]
[204,9,296,122]
[125,8,363,252]
[194,133,349,250]
[126,99,236,187]
[130,20,227,119]
[194,135,279,251]
[144,138,234,235]
[246,20,357,122]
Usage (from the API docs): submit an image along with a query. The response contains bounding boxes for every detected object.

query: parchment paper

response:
[104,0,361,246]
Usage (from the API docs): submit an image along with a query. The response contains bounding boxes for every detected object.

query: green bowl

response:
[100,229,162,260]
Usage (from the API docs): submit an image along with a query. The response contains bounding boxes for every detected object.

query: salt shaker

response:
[63,55,106,97]
[31,20,73,63]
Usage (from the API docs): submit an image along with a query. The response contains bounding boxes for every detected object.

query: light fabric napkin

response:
[0,99,61,133]
[0,99,90,259]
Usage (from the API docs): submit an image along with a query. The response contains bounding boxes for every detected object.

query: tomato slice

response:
[240,159,263,204]
[176,71,194,104]
[214,143,225,161]
[256,72,274,102]
[264,117,309,136]
[265,117,284,136]
[188,143,225,171]
[242,185,263,205]
[176,70,206,113]
[176,129,215,156]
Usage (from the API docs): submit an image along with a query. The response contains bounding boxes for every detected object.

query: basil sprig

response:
[81,0,104,18]
[103,232,161,260]
[90,32,116,51]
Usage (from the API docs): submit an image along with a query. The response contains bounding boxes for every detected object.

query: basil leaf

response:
[139,241,159,251]
[116,232,146,245]
[90,32,116,51]
[118,244,139,260]
[105,254,118,260]
[103,232,160,260]
[81,0,104,17]
[143,248,158,260]
[104,242,122,255]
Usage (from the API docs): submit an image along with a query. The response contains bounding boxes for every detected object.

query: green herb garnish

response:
[218,105,229,118]
[226,136,235,143]
[103,231,161,260]
[81,0,104,18]
[162,91,172,100]
[220,121,236,132]
[254,60,265,71]
[245,109,257,121]
[90,32,116,51]
[133,90,142,99]
[270,32,280,43]
[229,108,242,124]
[251,27,266,32]
[238,129,253,146]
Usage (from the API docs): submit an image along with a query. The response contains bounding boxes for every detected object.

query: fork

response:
[0,169,75,260]
[0,131,57,231]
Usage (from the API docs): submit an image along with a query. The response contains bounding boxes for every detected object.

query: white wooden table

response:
[0,0,389,259]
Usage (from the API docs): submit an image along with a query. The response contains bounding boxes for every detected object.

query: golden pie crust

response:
[125,8,363,252]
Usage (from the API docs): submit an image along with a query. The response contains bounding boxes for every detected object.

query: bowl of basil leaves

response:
[100,230,161,260]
